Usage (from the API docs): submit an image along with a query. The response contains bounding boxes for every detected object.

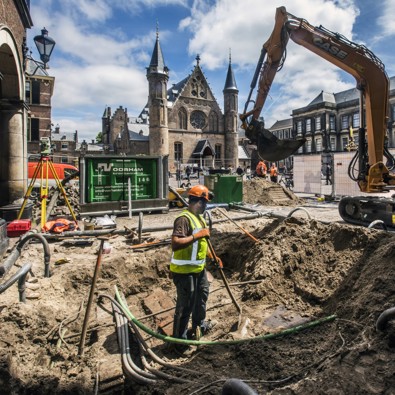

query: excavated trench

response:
[0,179,394,394]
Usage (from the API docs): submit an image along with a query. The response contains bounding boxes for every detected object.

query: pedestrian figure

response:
[245,166,252,180]
[185,165,191,182]
[270,163,278,183]
[236,165,244,176]
[326,164,332,185]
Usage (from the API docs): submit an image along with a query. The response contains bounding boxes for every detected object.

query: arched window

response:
[178,108,187,130]
[174,142,183,162]
[209,112,218,132]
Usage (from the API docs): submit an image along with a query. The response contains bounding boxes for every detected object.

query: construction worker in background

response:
[170,185,218,350]
[270,163,278,183]
[255,160,267,178]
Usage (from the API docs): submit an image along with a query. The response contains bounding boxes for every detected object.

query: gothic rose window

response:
[190,111,206,129]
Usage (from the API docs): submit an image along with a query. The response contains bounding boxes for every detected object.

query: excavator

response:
[240,6,395,228]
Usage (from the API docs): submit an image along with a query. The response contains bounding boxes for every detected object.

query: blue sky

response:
[28,0,395,142]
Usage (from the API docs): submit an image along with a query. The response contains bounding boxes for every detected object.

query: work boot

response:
[200,320,217,336]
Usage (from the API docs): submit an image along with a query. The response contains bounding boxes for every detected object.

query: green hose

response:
[114,285,336,346]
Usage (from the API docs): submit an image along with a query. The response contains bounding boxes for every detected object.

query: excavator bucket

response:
[246,119,306,161]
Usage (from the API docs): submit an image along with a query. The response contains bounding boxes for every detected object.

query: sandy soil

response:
[1,179,395,394]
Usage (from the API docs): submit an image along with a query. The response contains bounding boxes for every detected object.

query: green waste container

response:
[204,174,243,203]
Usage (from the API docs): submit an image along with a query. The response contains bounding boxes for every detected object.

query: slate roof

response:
[238,145,250,160]
[51,132,76,142]
[223,60,238,92]
[192,139,214,156]
[269,118,293,130]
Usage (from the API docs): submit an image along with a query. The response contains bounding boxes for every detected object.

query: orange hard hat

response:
[188,185,213,201]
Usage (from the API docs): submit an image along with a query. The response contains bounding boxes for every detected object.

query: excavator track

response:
[338,196,395,229]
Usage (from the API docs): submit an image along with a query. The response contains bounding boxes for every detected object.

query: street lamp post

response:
[80,140,88,157]
[34,28,56,69]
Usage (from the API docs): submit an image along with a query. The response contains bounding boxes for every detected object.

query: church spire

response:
[223,49,238,93]
[148,22,168,74]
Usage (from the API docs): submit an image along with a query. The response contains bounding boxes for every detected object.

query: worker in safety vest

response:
[270,163,278,183]
[255,160,267,178]
[170,185,218,345]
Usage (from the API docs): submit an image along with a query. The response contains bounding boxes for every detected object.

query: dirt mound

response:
[0,214,395,394]
[243,178,303,206]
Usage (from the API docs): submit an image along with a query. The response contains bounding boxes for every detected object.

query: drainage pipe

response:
[113,304,156,385]
[0,233,51,277]
[115,286,336,347]
[368,220,388,231]
[376,307,395,331]
[127,316,195,384]
[117,306,192,384]
[99,294,210,377]
[41,212,268,240]
[0,262,32,302]
[222,378,258,395]
[286,207,312,220]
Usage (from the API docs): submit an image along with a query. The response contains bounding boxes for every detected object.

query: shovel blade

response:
[246,119,306,161]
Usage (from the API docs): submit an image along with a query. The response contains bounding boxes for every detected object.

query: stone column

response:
[0,105,27,205]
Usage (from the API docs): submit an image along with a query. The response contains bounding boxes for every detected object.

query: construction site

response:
[2,3,395,395]
[0,177,395,395]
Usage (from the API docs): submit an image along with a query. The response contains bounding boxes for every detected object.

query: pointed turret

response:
[223,53,238,93]
[147,24,168,75]
[146,24,169,156]
[223,50,239,169]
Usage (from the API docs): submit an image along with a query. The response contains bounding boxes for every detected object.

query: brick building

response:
[25,55,55,155]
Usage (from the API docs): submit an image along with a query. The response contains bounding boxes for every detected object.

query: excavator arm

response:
[240,7,306,161]
[241,6,395,193]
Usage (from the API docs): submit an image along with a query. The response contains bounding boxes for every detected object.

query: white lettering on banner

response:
[312,37,348,60]
[95,163,144,173]
[97,163,112,171]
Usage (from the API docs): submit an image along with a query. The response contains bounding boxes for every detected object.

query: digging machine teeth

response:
[246,119,306,161]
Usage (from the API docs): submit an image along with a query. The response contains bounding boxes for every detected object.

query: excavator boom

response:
[241,6,395,194]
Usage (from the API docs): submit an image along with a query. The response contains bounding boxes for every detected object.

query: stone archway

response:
[0,27,27,205]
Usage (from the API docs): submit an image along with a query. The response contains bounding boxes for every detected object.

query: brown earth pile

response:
[243,178,303,206]
[1,211,395,394]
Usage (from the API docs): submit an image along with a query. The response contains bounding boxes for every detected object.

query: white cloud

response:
[30,0,385,139]
[377,0,395,37]
[180,0,359,126]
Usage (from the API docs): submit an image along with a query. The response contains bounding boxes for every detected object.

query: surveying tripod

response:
[18,154,78,229]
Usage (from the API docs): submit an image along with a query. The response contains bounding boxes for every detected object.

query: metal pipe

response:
[0,263,32,302]
[78,237,106,356]
[41,212,269,240]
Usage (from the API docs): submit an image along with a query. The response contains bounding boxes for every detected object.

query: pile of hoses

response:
[106,294,203,385]
[99,286,336,392]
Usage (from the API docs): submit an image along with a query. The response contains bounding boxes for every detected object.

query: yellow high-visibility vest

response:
[170,210,208,274]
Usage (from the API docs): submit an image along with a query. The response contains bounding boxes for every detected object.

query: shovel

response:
[218,208,260,243]
[206,238,244,330]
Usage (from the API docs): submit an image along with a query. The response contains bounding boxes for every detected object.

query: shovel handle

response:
[218,208,260,243]
[206,238,242,314]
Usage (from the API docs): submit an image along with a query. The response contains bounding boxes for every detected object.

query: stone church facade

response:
[102,32,240,174]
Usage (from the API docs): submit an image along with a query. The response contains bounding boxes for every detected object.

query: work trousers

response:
[172,269,209,339]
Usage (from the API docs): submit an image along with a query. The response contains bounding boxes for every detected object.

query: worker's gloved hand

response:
[214,257,223,269]
[194,228,210,240]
